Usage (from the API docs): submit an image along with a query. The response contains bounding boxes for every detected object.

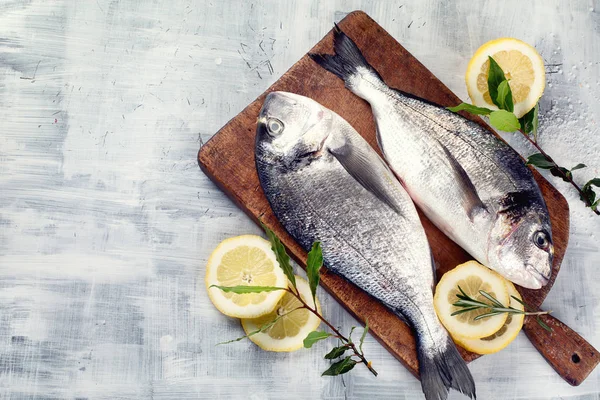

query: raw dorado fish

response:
[309,27,553,289]
[255,91,475,400]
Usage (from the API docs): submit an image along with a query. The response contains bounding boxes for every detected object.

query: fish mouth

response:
[525,264,550,287]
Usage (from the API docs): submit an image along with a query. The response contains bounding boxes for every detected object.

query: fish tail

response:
[417,336,476,400]
[309,24,384,97]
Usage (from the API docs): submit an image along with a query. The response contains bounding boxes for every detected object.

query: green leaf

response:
[303,331,331,348]
[537,316,553,332]
[496,80,514,112]
[581,178,600,207]
[447,103,493,115]
[457,285,469,299]
[453,298,489,308]
[531,103,539,141]
[592,199,600,211]
[473,311,506,320]
[583,178,600,191]
[450,306,481,316]
[321,356,357,376]
[478,290,505,308]
[510,295,526,306]
[519,105,535,133]
[526,153,555,169]
[306,242,323,306]
[489,110,521,132]
[550,166,571,182]
[209,285,287,294]
[324,345,348,360]
[580,188,596,206]
[263,225,296,289]
[571,163,587,171]
[359,319,369,354]
[487,56,507,109]
[348,326,356,342]
[519,103,539,141]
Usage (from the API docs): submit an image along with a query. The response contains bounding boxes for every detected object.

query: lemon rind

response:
[434,261,509,339]
[453,281,525,354]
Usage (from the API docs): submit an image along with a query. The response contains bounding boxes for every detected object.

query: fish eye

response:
[267,118,284,136]
[533,231,550,250]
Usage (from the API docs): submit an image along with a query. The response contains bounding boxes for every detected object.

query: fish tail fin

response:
[309,24,384,97]
[418,336,476,400]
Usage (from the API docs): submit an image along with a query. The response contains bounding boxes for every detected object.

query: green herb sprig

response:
[448,55,600,215]
[211,225,377,377]
[452,285,553,331]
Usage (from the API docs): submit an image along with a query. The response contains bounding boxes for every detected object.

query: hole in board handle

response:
[571,353,581,364]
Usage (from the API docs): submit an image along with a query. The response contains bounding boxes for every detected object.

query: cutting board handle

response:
[522,313,600,386]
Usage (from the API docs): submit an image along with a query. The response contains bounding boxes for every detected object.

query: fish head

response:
[488,195,554,289]
[256,92,333,167]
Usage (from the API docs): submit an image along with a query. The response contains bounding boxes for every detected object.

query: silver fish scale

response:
[368,86,550,263]
[377,87,542,211]
[259,151,446,349]
[256,90,475,398]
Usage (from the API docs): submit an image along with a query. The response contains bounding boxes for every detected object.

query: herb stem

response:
[519,130,600,215]
[287,288,378,376]
[453,287,553,331]
[524,310,552,316]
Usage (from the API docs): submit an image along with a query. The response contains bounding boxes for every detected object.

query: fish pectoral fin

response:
[468,204,489,222]
[437,141,488,222]
[329,142,403,214]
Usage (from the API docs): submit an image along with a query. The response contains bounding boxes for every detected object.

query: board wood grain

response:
[197,11,596,383]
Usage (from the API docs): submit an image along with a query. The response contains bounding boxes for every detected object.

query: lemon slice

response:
[466,38,545,118]
[454,281,524,354]
[434,260,509,339]
[205,235,287,318]
[241,276,321,352]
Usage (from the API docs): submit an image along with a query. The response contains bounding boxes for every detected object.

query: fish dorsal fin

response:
[437,140,488,221]
[329,137,403,215]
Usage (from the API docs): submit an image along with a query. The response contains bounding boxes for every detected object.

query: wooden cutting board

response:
[199,10,598,386]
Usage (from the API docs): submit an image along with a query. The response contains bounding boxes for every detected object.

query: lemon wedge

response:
[466,37,545,118]
[453,281,525,354]
[434,260,509,339]
[205,235,287,318]
[241,276,321,352]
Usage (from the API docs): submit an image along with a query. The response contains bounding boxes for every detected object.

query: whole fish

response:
[309,27,554,289]
[255,91,475,400]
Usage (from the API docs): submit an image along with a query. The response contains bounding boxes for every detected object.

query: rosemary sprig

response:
[452,285,553,331]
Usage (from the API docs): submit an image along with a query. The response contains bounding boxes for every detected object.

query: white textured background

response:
[1,1,599,399]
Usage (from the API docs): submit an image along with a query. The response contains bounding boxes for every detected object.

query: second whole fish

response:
[255,91,475,400]
[309,27,554,289]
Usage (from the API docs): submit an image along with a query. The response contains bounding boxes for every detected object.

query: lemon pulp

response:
[453,281,525,354]
[205,235,287,319]
[241,276,322,352]
[217,245,278,306]
[434,261,509,339]
[478,51,535,105]
[465,37,545,118]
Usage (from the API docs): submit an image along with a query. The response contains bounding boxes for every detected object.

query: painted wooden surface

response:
[1,1,599,399]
